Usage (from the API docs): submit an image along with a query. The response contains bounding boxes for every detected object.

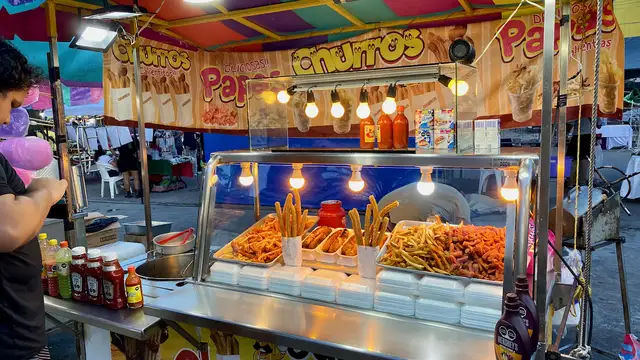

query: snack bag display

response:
[433,109,455,150]
[415,108,434,149]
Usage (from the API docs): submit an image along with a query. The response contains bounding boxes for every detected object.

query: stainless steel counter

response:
[44,296,161,340]
[145,283,495,359]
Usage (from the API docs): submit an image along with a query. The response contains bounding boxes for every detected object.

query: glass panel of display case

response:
[246,77,292,151]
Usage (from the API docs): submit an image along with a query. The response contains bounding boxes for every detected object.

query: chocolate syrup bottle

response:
[494,293,532,360]
[515,275,539,351]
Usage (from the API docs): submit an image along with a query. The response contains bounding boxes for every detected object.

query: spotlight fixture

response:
[69,20,120,53]
[83,2,147,21]
[382,83,397,115]
[277,86,296,104]
[449,38,476,65]
[304,90,319,118]
[330,89,345,118]
[356,87,370,119]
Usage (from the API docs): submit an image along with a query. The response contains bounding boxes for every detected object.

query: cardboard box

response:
[85,212,122,249]
[125,234,147,244]
[474,119,500,153]
[456,120,474,153]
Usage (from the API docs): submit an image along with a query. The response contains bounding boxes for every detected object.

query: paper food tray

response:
[315,229,353,264]
[375,220,503,286]
[213,214,318,267]
[301,226,333,261]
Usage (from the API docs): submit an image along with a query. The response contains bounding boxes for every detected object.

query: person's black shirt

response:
[0,154,45,359]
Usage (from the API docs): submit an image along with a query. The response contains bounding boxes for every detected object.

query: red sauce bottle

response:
[71,247,88,302]
[392,106,409,149]
[317,200,346,228]
[102,252,126,310]
[494,293,533,359]
[377,114,393,150]
[126,266,144,309]
[515,275,539,350]
[359,116,375,149]
[86,249,103,305]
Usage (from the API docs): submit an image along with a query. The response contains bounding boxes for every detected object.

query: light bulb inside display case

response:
[305,90,319,118]
[277,86,296,104]
[289,163,305,189]
[356,88,370,119]
[330,90,345,118]
[501,171,519,201]
[382,83,397,114]
[448,80,469,96]
[417,167,435,196]
[238,162,253,187]
[348,165,365,192]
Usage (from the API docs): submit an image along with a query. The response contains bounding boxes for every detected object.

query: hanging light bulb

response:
[500,171,519,201]
[330,89,345,118]
[304,90,319,118]
[382,83,397,114]
[438,75,469,96]
[417,167,435,196]
[356,87,370,119]
[238,162,254,187]
[277,86,296,104]
[289,163,305,189]
[348,165,365,192]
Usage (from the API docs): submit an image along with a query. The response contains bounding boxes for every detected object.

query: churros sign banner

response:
[103,0,624,132]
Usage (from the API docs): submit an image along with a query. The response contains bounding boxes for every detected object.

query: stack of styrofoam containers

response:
[374,270,418,316]
[460,283,503,331]
[209,262,242,285]
[269,266,313,296]
[337,275,376,309]
[301,269,348,302]
[238,264,281,290]
[415,276,465,324]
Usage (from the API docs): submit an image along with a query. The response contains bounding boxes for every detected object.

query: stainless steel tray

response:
[375,220,502,287]
[213,213,319,267]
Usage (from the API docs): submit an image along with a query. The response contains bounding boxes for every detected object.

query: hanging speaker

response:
[449,38,476,65]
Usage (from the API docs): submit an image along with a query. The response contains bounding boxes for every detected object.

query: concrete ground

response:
[49,149,639,359]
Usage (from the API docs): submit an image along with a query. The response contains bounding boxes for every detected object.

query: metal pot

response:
[135,253,194,281]
[153,231,196,255]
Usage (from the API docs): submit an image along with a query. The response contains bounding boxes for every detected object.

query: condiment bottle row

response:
[359,105,409,150]
[38,233,143,310]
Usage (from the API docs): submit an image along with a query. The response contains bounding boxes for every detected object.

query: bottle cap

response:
[515,275,529,291]
[72,247,86,256]
[38,233,48,240]
[87,249,101,259]
[60,241,69,248]
[128,265,136,273]
[504,293,520,311]
[102,252,117,262]
[397,105,405,112]
[48,239,58,246]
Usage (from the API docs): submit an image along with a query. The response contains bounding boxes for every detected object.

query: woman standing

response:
[117,138,141,198]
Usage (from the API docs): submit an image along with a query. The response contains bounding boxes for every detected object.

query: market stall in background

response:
[0,0,631,359]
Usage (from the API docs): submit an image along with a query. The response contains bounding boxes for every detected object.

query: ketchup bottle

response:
[86,249,103,305]
[126,266,144,309]
[317,200,346,228]
[377,113,393,150]
[392,105,409,149]
[71,247,88,302]
[359,116,375,149]
[102,252,126,310]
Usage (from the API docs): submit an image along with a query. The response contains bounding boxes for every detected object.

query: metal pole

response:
[503,200,516,298]
[535,0,556,356]
[580,0,604,347]
[131,21,154,252]
[193,156,219,282]
[516,158,534,277]
[45,0,74,238]
[253,162,260,221]
[554,0,571,279]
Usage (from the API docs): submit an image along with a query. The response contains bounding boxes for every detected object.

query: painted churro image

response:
[107,66,133,120]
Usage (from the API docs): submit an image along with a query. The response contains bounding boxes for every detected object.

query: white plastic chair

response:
[478,169,502,194]
[97,164,123,199]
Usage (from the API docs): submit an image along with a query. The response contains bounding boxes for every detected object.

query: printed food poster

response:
[103,0,623,133]
[110,322,343,360]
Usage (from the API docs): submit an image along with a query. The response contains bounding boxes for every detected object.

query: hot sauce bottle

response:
[71,247,88,302]
[86,249,103,305]
[126,266,144,309]
[102,252,126,310]
[377,113,393,150]
[494,293,533,360]
[359,115,375,149]
[393,105,409,149]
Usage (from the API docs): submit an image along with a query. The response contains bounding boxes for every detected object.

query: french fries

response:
[380,218,506,281]
[275,191,307,237]
[348,197,397,248]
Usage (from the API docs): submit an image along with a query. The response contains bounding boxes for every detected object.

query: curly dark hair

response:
[0,38,43,95]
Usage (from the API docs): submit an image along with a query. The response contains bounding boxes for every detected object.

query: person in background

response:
[93,146,119,176]
[378,181,471,227]
[182,132,199,174]
[117,137,141,198]
[566,117,600,187]
[0,38,68,360]
[173,130,184,156]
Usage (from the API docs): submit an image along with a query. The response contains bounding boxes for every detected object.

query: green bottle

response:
[56,241,73,299]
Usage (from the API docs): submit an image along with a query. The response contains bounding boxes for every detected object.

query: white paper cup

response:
[357,245,379,279]
[283,236,303,266]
